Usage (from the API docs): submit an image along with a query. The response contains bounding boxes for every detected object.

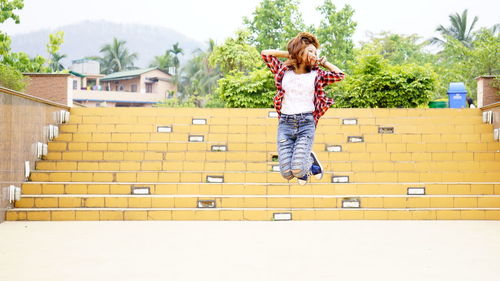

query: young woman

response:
[261,32,345,185]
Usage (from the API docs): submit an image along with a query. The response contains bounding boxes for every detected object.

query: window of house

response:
[73,80,78,90]
[119,85,124,91]
[146,83,153,93]
[131,84,137,92]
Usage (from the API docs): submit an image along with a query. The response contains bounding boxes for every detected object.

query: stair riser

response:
[6,209,500,221]
[20,183,500,196]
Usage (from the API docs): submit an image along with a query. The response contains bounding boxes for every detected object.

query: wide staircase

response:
[6,107,500,221]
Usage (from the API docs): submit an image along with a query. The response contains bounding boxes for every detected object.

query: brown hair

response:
[284,32,320,70]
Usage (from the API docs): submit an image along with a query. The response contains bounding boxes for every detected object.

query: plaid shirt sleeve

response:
[261,54,284,75]
[318,69,345,86]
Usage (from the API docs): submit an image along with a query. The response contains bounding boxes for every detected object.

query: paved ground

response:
[0,221,499,281]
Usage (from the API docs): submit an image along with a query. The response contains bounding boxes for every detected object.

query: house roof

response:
[100,67,169,82]
[69,70,86,78]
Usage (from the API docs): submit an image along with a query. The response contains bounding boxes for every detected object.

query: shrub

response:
[331,55,437,108]
[216,68,275,108]
[0,63,26,91]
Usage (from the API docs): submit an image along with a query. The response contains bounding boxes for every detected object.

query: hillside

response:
[9,20,205,69]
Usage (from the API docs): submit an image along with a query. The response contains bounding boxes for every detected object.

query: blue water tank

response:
[447,82,467,108]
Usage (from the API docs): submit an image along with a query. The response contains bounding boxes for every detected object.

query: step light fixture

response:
[326,145,342,152]
[407,187,426,195]
[378,127,394,134]
[348,136,364,143]
[211,145,227,152]
[343,118,358,125]
[342,198,360,208]
[131,186,151,195]
[273,213,292,221]
[157,126,172,133]
[268,111,278,118]
[332,176,349,183]
[192,118,207,125]
[197,200,216,208]
[206,175,224,183]
[189,135,204,142]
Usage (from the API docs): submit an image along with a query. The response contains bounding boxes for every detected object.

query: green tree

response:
[169,42,183,73]
[315,0,356,72]
[431,9,478,47]
[94,38,138,74]
[208,29,262,74]
[332,54,437,108]
[0,63,26,91]
[216,67,275,108]
[180,39,221,107]
[244,0,306,51]
[149,50,174,73]
[46,31,66,72]
[0,0,24,23]
[360,32,435,66]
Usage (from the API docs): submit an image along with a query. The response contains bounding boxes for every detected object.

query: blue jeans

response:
[277,112,315,179]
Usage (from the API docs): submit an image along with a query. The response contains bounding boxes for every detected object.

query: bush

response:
[154,97,196,108]
[331,55,437,108]
[0,63,26,91]
[216,68,275,108]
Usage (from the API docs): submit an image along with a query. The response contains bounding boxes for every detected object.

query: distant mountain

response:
[9,20,205,69]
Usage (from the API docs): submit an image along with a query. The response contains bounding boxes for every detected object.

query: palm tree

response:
[431,9,478,48]
[49,53,66,72]
[149,51,174,73]
[97,38,138,74]
[169,42,184,74]
[179,39,221,107]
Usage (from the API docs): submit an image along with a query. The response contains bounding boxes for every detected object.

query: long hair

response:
[284,32,320,71]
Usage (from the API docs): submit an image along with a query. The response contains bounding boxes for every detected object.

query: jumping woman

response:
[261,32,345,185]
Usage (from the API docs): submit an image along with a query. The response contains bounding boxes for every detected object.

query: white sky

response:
[2,0,499,45]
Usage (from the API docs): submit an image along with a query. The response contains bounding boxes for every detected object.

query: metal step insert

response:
[189,135,204,142]
[131,186,151,195]
[326,145,342,152]
[211,145,227,152]
[206,175,224,183]
[343,118,358,125]
[332,176,350,183]
[348,136,364,143]
[268,111,278,118]
[342,198,360,208]
[407,187,426,195]
[157,126,172,133]
[378,127,394,134]
[273,213,292,221]
[192,118,207,125]
[197,200,216,208]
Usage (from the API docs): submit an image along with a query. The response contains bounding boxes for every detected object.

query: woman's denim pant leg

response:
[277,113,315,179]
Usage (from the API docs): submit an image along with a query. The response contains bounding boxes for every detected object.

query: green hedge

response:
[331,55,437,108]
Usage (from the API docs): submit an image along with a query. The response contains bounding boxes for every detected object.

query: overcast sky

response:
[2,0,499,45]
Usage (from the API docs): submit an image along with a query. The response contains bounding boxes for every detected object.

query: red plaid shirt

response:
[262,54,345,126]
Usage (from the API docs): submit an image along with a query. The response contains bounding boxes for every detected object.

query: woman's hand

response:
[317,56,327,67]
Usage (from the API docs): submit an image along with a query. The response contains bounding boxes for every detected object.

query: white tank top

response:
[281,70,317,114]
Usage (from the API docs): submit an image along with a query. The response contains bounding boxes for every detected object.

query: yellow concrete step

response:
[35,160,500,172]
[6,208,500,221]
[53,132,498,144]
[20,182,500,196]
[69,107,483,118]
[13,194,500,209]
[28,170,500,183]
[43,151,500,162]
[59,123,492,134]
[46,141,500,153]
